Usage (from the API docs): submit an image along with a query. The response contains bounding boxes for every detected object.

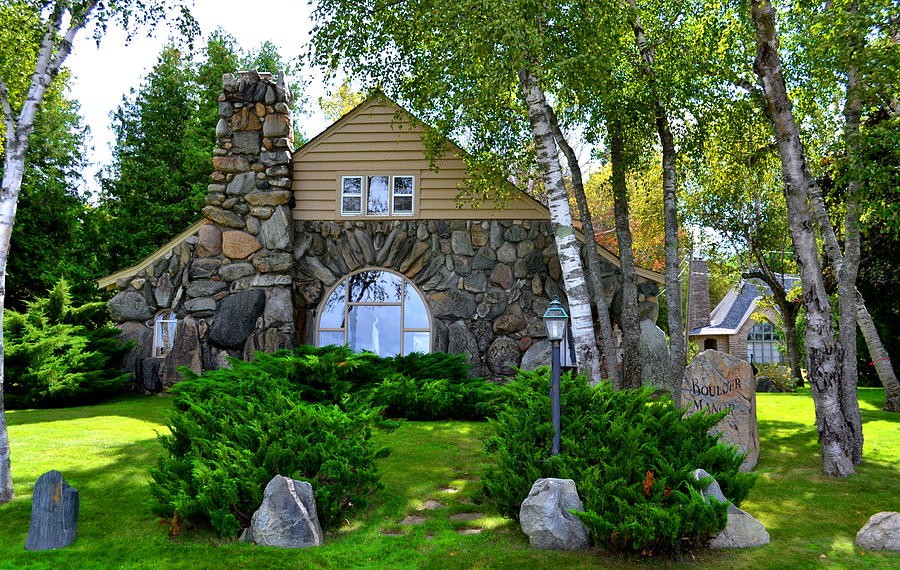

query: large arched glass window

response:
[317,269,431,357]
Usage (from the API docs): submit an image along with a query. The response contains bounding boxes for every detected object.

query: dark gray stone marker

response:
[25,470,79,551]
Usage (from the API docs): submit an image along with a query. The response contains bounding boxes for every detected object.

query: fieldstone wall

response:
[108,71,298,392]
[293,219,658,380]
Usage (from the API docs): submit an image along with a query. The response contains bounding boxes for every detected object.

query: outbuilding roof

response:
[689,273,800,336]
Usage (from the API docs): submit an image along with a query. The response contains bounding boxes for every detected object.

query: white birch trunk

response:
[545,106,620,387]
[0,0,98,503]
[518,68,602,384]
[750,0,856,477]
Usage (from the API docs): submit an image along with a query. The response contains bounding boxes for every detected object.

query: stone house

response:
[686,259,799,366]
[99,71,664,392]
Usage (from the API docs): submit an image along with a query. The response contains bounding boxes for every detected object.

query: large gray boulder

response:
[519,478,591,550]
[683,350,759,471]
[856,512,900,551]
[108,290,152,322]
[208,289,266,349]
[25,470,79,551]
[639,318,673,395]
[692,469,769,549]
[240,475,323,548]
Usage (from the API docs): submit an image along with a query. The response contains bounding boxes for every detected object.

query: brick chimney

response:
[687,259,711,331]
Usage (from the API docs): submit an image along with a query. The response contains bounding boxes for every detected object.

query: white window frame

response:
[153,310,178,357]
[339,174,416,217]
[391,175,415,216]
[341,176,363,216]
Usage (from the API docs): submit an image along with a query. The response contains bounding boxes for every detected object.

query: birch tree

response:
[0,0,192,504]
[748,0,859,476]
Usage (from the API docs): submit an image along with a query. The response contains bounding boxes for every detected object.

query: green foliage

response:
[481,368,755,555]
[755,364,797,393]
[3,281,130,408]
[170,346,497,421]
[149,367,386,536]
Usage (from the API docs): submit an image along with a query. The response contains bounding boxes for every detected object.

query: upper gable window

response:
[341,175,415,217]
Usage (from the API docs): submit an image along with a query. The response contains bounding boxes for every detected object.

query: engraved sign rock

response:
[683,350,759,472]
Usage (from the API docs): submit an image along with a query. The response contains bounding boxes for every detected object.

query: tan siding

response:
[292,98,548,221]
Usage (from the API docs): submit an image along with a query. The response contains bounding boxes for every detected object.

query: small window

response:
[341,176,363,215]
[392,176,414,215]
[154,311,178,357]
[340,174,416,217]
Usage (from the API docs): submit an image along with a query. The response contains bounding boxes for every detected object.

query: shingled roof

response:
[689,273,800,336]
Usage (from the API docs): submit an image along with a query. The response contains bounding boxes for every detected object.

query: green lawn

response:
[0,388,897,569]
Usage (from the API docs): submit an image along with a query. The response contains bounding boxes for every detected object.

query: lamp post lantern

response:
[543,297,569,456]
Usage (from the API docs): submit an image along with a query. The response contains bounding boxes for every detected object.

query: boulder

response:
[519,478,591,550]
[263,288,294,328]
[140,357,164,392]
[856,512,900,551]
[692,468,770,549]
[116,322,152,384]
[683,350,759,472]
[487,336,520,376]
[240,475,323,548]
[208,289,266,349]
[161,317,202,387]
[196,225,223,257]
[25,471,79,551]
[429,289,476,320]
[108,290,152,322]
[446,321,482,376]
[520,339,551,371]
[639,318,673,395]
[259,205,292,250]
[222,231,262,260]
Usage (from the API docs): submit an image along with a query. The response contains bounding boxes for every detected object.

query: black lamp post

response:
[543,297,569,456]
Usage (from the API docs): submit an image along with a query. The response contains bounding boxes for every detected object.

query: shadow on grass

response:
[5,393,173,428]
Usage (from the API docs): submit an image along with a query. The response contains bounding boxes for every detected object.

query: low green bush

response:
[149,366,388,536]
[481,368,756,555]
[4,281,130,408]
[191,346,497,420]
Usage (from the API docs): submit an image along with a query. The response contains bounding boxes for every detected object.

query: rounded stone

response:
[487,336,521,375]
[222,231,262,259]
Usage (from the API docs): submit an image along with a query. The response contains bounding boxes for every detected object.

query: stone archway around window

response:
[316,268,432,357]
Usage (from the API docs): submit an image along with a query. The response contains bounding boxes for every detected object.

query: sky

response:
[66,0,333,194]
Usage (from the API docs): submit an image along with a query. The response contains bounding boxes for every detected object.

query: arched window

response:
[704,338,718,351]
[317,269,431,357]
[154,310,178,357]
[746,322,783,365]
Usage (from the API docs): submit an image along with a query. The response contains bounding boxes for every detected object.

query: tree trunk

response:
[857,293,900,411]
[0,0,99,504]
[544,105,620,387]
[0,130,26,503]
[626,0,685,401]
[518,68,602,384]
[608,119,642,389]
[838,46,863,462]
[743,268,803,383]
[750,0,856,477]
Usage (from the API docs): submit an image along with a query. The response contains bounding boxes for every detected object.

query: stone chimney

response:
[188,70,297,364]
[687,259,711,332]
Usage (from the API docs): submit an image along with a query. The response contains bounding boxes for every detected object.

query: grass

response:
[0,388,897,569]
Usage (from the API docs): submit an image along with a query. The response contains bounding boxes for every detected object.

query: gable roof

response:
[690,273,800,336]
